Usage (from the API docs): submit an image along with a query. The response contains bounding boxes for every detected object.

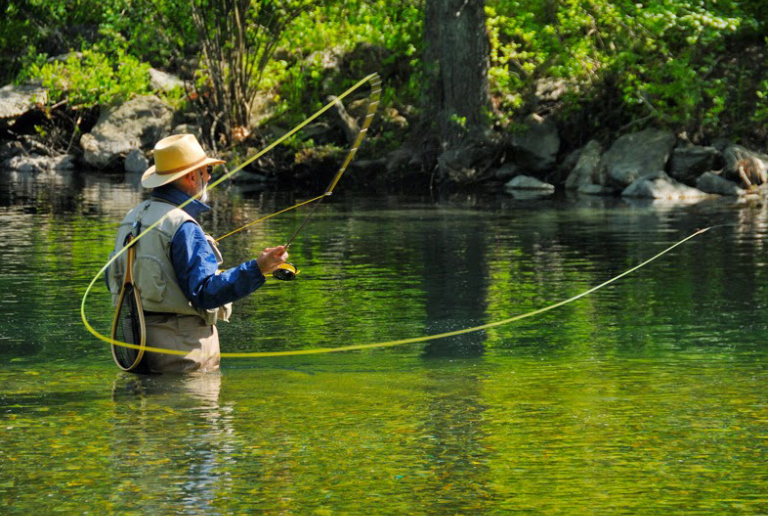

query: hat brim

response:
[141,157,225,189]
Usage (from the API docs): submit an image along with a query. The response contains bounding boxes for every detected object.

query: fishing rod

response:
[81,73,383,354]
[243,73,382,281]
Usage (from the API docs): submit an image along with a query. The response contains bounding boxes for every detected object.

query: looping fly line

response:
[81,73,382,353]
[88,223,711,358]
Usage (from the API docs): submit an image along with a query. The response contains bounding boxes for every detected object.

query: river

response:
[1,168,767,513]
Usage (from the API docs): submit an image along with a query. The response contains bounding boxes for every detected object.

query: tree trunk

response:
[421,0,491,149]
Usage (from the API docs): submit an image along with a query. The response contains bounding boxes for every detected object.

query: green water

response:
[2,170,768,514]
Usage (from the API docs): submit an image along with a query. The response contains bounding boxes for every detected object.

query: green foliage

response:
[485,0,763,138]
[269,0,422,120]
[7,0,768,152]
[25,49,151,108]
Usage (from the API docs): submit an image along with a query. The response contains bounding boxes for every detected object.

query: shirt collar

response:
[151,184,211,219]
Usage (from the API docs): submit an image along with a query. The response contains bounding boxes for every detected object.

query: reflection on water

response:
[2,168,768,513]
[110,373,228,513]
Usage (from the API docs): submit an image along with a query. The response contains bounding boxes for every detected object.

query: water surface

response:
[1,169,767,514]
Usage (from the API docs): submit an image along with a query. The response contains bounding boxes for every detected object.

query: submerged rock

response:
[622,171,710,199]
[577,184,616,196]
[504,175,555,191]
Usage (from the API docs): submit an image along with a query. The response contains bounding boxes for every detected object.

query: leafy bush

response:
[24,49,151,108]
[485,0,763,141]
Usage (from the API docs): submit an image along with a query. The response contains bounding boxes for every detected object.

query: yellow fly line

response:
[81,73,382,351]
[85,224,710,358]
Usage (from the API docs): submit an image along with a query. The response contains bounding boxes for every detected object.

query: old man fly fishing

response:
[79,73,382,371]
[81,72,708,367]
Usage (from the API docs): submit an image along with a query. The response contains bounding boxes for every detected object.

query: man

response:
[108,133,287,373]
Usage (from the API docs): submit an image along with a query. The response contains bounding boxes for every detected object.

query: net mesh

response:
[111,278,148,372]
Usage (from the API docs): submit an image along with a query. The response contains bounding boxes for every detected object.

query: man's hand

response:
[256,246,288,275]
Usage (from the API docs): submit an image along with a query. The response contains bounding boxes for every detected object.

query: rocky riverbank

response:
[3,73,768,200]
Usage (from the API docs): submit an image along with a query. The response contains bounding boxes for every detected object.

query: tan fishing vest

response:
[107,198,232,325]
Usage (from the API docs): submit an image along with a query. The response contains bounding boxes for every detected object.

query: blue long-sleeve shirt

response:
[153,185,266,310]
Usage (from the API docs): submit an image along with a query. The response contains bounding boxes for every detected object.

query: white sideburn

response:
[198,169,209,204]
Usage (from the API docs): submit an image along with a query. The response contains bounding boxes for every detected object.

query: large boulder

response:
[668,145,720,185]
[564,140,602,190]
[80,95,173,169]
[0,83,48,119]
[622,171,710,199]
[512,114,560,172]
[602,129,676,187]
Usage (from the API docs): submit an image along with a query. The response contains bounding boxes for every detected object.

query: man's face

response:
[195,166,212,203]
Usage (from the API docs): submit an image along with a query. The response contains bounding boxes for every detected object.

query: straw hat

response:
[141,134,225,188]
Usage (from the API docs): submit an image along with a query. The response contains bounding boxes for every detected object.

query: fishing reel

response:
[272,262,300,281]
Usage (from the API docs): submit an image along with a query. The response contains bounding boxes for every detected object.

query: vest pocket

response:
[133,255,167,303]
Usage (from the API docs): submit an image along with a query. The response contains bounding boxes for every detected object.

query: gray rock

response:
[504,175,555,191]
[0,83,48,119]
[512,114,560,172]
[565,140,602,190]
[696,171,745,196]
[507,189,554,200]
[622,171,710,199]
[577,184,616,196]
[53,154,76,172]
[669,145,720,185]
[560,147,583,175]
[80,95,173,169]
[6,154,75,173]
[148,68,185,92]
[603,129,676,187]
[124,149,149,174]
